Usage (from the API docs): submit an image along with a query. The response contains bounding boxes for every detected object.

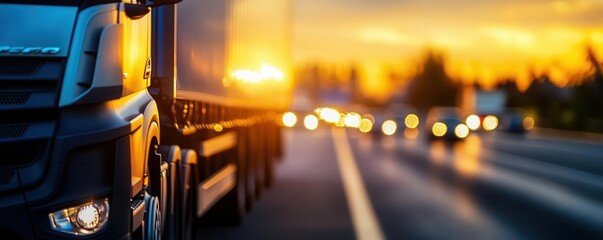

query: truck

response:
[0,0,292,239]
[460,86,506,117]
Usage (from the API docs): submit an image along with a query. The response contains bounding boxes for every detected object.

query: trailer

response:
[0,0,291,239]
[461,87,506,117]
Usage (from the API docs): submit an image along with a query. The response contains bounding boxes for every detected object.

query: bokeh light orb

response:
[381,120,397,136]
[304,114,319,130]
[282,112,297,127]
[432,122,447,137]
[466,114,480,130]
[405,114,420,129]
[483,115,498,131]
[454,124,470,138]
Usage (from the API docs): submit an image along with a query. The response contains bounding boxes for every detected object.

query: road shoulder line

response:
[331,128,385,240]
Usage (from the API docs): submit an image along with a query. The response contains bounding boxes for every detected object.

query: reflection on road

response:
[361,128,603,238]
[199,128,603,239]
[453,135,482,178]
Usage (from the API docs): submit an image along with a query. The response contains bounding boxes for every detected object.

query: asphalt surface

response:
[197,127,603,239]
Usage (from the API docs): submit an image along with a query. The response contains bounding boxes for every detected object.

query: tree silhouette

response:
[405,51,460,112]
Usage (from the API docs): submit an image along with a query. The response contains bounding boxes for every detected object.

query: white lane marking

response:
[332,128,385,240]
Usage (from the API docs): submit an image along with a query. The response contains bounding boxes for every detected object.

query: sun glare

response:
[294,0,603,98]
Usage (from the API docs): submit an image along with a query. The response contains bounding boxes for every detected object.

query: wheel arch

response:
[132,98,160,197]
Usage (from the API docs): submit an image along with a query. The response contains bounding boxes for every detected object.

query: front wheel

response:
[142,141,168,240]
[144,194,161,240]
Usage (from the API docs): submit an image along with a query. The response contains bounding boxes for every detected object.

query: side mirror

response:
[149,0,182,8]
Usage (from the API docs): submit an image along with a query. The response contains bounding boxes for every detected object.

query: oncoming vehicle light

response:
[304,114,319,130]
[466,114,480,130]
[432,122,447,137]
[405,114,419,129]
[319,108,340,123]
[335,113,346,127]
[49,198,109,236]
[344,112,361,128]
[454,124,470,138]
[358,118,373,133]
[381,120,397,136]
[523,116,535,130]
[483,115,498,131]
[282,112,297,127]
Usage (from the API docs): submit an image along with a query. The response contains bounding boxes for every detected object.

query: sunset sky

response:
[292,0,603,98]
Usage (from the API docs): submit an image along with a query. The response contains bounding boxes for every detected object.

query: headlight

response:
[281,112,297,127]
[344,113,361,128]
[483,115,498,131]
[454,124,470,138]
[381,120,397,136]
[304,114,319,130]
[49,198,109,236]
[358,118,373,133]
[432,122,447,137]
[404,114,419,129]
[318,108,340,123]
[465,114,480,130]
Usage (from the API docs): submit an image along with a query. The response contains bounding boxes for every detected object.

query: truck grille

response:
[0,57,64,171]
[0,57,63,110]
[0,59,42,75]
[0,169,16,184]
[0,91,32,105]
[0,140,47,168]
[0,123,29,139]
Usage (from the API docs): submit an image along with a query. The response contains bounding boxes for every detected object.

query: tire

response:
[144,193,161,240]
[157,145,181,240]
[180,149,198,240]
[144,142,165,240]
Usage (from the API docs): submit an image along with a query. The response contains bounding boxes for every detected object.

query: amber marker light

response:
[432,122,447,137]
[523,116,535,131]
[213,124,224,132]
[483,115,498,131]
[358,118,373,133]
[405,114,420,129]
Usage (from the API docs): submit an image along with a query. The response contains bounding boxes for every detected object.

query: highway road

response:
[197,127,603,239]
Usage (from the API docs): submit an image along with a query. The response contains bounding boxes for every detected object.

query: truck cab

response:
[0,1,174,239]
[1,0,290,239]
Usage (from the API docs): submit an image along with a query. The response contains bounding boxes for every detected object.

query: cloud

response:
[358,28,416,45]
[293,0,603,88]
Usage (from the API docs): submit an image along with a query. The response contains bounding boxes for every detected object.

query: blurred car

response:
[369,111,389,137]
[283,96,318,129]
[386,103,420,132]
[500,108,534,134]
[425,107,469,141]
[359,108,395,138]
